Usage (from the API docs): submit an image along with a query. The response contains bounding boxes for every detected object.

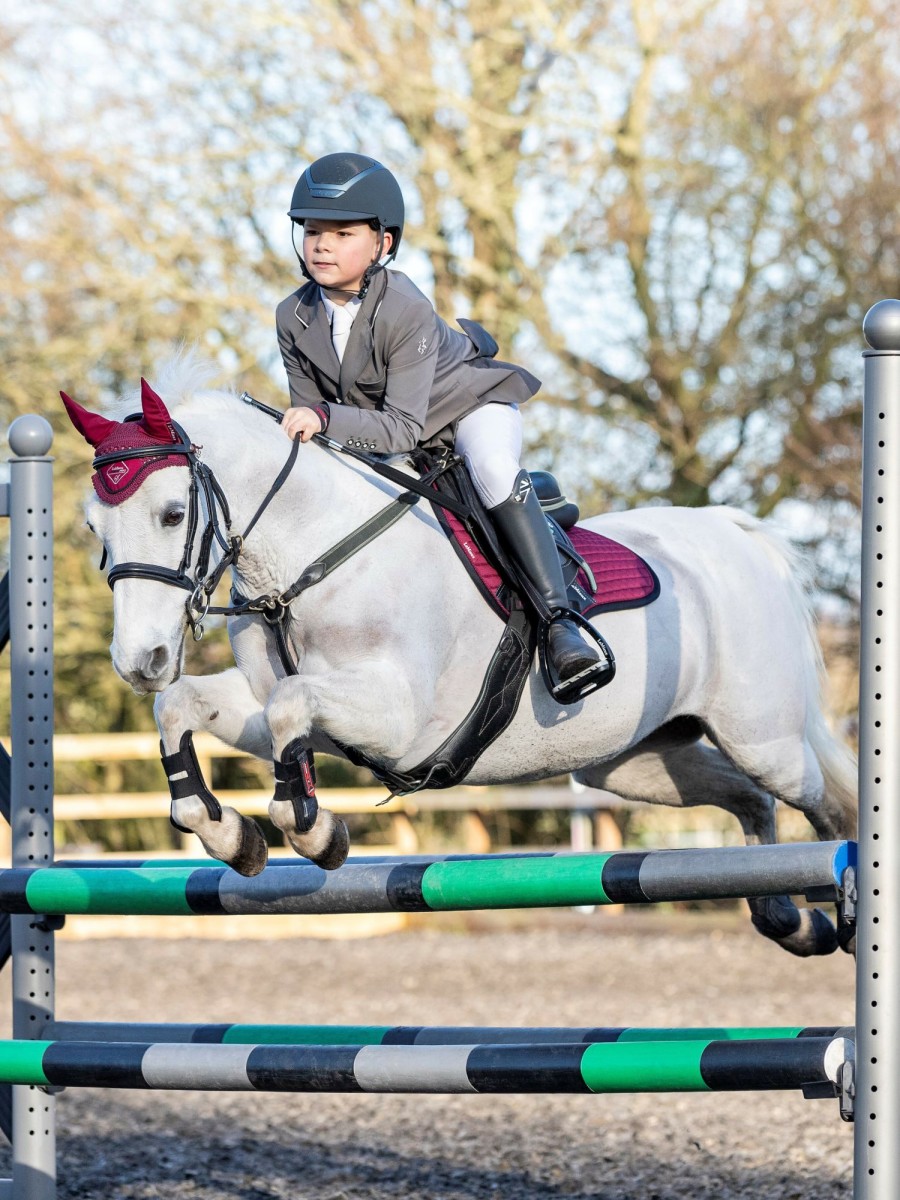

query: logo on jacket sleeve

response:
[417,337,428,355]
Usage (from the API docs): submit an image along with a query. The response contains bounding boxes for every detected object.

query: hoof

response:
[294,816,349,871]
[225,815,269,877]
[749,896,839,957]
[803,907,840,956]
[315,817,350,870]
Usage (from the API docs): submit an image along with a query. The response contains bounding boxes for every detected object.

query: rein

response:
[97,401,456,666]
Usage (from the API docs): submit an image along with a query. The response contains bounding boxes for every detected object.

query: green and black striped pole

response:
[0,841,852,917]
[44,1020,843,1047]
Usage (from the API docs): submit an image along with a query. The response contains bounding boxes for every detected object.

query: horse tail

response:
[722,508,858,837]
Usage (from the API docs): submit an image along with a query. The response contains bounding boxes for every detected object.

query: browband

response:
[92,420,194,469]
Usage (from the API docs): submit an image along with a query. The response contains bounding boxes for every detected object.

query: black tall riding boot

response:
[491,472,605,684]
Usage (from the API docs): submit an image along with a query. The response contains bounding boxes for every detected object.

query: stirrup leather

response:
[538,609,616,704]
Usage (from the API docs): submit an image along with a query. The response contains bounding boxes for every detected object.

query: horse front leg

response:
[268,736,350,870]
[154,668,272,876]
[261,674,350,870]
[263,661,421,870]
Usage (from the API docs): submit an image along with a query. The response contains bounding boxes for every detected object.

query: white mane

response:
[107,346,244,420]
[107,343,415,469]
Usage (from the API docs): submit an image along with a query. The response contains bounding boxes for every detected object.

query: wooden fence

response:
[44,731,624,855]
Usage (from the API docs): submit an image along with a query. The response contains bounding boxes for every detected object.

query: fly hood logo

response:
[60,380,187,505]
[104,462,130,486]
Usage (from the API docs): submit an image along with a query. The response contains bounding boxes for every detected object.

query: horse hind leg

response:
[574,726,839,958]
[702,725,856,956]
[575,724,776,844]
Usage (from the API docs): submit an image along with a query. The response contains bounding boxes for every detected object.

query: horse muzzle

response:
[113,641,183,694]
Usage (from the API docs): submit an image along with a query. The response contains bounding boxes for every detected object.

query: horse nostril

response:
[143,645,170,679]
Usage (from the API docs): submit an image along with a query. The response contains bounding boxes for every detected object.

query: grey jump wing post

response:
[7,416,56,1200]
[855,300,900,1199]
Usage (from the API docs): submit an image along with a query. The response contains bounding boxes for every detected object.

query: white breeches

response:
[454,403,523,510]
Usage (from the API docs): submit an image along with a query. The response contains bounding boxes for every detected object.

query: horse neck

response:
[181,408,404,586]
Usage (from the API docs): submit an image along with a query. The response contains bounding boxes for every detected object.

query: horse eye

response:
[162,507,185,528]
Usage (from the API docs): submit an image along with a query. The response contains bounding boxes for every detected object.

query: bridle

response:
[97,411,335,651]
[95,401,466,671]
[94,414,303,642]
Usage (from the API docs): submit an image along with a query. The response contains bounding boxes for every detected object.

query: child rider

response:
[275,152,610,694]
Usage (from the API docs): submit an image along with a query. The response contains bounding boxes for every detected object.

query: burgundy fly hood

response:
[60,380,187,504]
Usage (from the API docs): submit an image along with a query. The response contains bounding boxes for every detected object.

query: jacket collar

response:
[292,283,340,383]
[292,270,389,397]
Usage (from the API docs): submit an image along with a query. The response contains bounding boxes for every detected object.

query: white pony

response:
[63,354,857,956]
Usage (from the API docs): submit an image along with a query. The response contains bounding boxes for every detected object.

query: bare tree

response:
[0,0,896,730]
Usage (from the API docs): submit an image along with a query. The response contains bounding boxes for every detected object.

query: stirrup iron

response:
[538,609,616,704]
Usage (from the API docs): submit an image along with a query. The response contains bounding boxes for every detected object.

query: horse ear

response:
[140,378,174,440]
[59,391,119,448]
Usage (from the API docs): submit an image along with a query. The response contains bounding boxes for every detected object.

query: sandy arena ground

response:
[0,911,855,1199]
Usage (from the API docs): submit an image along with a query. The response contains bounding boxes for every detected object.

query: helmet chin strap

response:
[291,222,394,300]
[291,221,314,283]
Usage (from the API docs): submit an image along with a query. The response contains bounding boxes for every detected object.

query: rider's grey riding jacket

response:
[275,268,541,453]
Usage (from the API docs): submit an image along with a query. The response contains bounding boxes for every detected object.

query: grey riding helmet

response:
[289,153,405,258]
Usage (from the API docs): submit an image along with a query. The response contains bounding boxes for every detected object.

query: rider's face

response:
[302,220,393,298]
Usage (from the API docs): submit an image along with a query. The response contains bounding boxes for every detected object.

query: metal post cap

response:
[8,414,54,457]
[863,299,900,351]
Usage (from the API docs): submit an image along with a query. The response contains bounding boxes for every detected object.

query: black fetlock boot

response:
[491,472,614,692]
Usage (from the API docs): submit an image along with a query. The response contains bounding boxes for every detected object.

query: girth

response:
[333,605,535,797]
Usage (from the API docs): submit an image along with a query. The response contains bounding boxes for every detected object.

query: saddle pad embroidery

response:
[442,510,659,619]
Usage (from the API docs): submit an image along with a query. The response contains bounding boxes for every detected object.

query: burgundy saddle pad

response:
[441,509,660,619]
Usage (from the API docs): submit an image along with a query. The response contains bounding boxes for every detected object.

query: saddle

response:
[337,453,659,798]
[429,460,659,623]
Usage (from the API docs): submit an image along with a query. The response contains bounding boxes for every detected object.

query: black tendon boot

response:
[491,472,613,693]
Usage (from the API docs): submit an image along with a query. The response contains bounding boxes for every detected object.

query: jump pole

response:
[0,841,852,916]
[43,1021,843,1046]
[0,1034,850,1096]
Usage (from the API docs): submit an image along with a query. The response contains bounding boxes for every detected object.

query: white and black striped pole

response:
[856,299,900,1199]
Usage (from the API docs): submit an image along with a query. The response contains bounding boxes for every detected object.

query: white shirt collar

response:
[321,290,362,324]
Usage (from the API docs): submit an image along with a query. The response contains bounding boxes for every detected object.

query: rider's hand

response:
[281,407,324,442]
